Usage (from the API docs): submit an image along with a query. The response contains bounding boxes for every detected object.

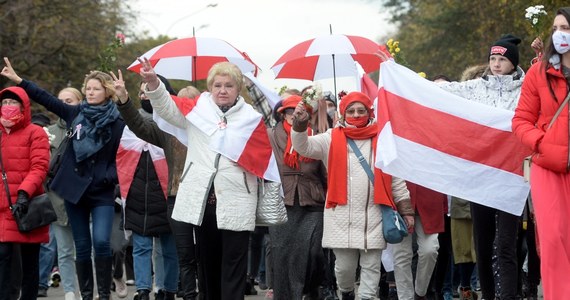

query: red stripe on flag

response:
[237,120,273,178]
[116,145,141,200]
[381,89,527,175]
[171,95,198,116]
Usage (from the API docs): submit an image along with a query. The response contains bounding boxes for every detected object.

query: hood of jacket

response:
[0,86,32,132]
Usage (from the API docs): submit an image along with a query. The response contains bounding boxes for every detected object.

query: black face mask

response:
[141,100,153,114]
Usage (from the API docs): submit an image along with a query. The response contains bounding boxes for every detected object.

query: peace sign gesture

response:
[109,70,129,104]
[137,57,160,92]
[1,57,23,84]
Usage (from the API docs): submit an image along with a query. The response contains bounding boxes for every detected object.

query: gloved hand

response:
[12,190,30,217]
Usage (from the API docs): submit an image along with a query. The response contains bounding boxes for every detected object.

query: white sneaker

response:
[65,292,76,300]
[113,278,128,298]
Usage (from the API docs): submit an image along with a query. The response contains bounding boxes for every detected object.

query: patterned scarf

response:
[72,100,120,162]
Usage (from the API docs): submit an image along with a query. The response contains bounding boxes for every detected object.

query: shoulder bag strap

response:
[0,135,13,208]
[547,92,570,129]
[347,138,374,183]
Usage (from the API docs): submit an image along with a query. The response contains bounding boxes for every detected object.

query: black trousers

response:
[471,202,520,300]
[0,242,40,300]
[195,202,249,300]
[168,196,199,299]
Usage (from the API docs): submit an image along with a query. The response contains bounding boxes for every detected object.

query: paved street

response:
[42,284,269,300]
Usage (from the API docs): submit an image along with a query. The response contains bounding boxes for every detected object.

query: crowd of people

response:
[0,5,568,300]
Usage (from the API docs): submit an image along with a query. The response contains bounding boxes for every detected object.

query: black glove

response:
[12,190,30,217]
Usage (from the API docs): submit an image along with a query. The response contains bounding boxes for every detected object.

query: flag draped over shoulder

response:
[116,127,169,201]
[153,93,280,183]
[375,61,530,215]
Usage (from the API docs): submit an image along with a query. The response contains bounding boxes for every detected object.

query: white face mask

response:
[552,30,570,54]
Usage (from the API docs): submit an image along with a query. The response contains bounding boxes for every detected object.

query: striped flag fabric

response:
[116,127,169,202]
[375,61,530,215]
[153,93,280,183]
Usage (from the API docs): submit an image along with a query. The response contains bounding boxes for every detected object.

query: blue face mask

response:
[553,30,570,54]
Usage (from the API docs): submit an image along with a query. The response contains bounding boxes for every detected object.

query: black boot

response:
[137,289,150,300]
[95,257,113,300]
[76,260,94,300]
[341,290,355,300]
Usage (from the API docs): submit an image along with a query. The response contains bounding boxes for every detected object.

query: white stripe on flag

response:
[376,127,529,215]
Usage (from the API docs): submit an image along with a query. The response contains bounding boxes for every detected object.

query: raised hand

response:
[293,101,309,122]
[531,37,543,55]
[1,57,23,84]
[109,70,128,104]
[137,57,160,91]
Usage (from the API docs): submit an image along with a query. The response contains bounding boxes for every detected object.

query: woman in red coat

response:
[511,7,570,300]
[0,86,50,300]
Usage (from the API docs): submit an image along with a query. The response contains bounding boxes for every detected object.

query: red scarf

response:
[282,121,313,169]
[326,124,393,208]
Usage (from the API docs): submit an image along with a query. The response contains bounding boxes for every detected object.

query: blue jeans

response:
[65,202,114,261]
[38,227,57,289]
[133,233,179,292]
[52,223,78,293]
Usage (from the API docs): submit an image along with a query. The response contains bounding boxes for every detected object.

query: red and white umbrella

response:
[128,37,258,81]
[271,34,383,81]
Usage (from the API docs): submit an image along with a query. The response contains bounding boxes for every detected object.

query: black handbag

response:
[0,137,57,233]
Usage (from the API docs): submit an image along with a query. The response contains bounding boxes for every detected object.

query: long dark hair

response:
[541,7,570,102]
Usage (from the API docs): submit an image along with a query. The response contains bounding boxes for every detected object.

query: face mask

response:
[327,108,336,119]
[140,100,153,114]
[345,116,369,128]
[1,105,24,128]
[552,30,570,54]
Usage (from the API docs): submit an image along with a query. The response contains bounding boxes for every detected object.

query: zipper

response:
[243,172,251,194]
[202,153,222,204]
[363,142,373,251]
[143,152,149,235]
[179,162,194,183]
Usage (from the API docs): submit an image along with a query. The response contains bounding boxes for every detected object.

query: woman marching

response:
[1,57,125,300]
[291,91,413,300]
[512,7,570,299]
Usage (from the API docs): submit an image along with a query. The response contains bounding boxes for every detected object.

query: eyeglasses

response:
[345,108,368,115]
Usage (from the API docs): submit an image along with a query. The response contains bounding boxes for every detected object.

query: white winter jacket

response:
[146,82,258,232]
[291,129,410,250]
[438,66,525,111]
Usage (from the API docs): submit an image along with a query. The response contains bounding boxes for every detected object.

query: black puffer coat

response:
[124,150,170,236]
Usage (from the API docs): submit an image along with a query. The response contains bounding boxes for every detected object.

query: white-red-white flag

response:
[375,61,530,215]
[116,127,169,202]
[153,93,280,183]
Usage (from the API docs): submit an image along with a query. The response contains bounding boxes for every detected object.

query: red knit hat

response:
[339,91,373,116]
[277,95,302,113]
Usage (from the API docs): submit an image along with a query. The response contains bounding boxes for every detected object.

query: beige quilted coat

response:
[291,129,410,250]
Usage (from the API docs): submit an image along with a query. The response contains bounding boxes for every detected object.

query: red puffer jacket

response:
[0,87,50,243]
[512,61,570,173]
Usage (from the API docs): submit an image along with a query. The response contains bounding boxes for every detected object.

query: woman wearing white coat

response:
[137,58,274,300]
[291,91,412,300]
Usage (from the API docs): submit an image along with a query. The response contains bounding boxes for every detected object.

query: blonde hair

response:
[81,71,117,100]
[59,87,83,102]
[178,85,201,98]
[206,62,243,92]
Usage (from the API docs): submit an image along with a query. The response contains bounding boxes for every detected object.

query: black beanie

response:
[489,34,521,68]
[0,90,22,103]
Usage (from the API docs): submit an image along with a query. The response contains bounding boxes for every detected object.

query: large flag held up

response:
[375,61,531,215]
